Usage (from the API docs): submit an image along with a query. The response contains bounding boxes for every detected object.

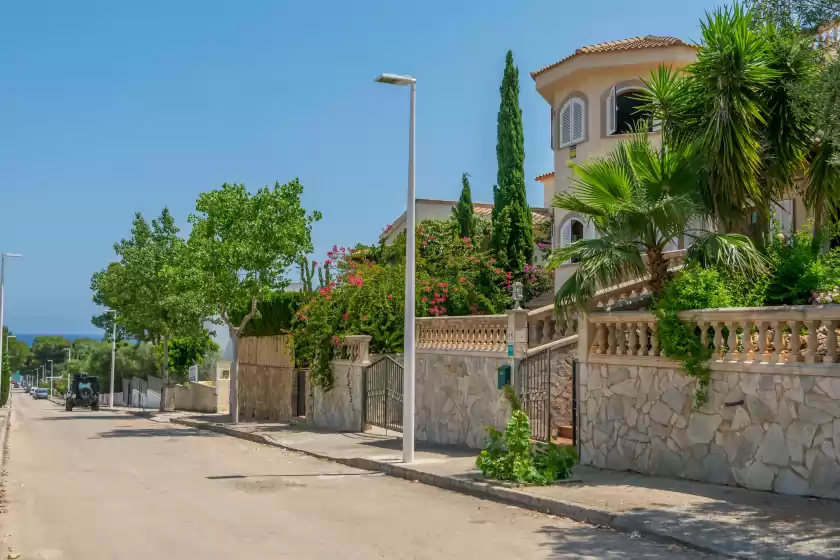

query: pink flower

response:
[333,336,341,346]
[312,260,318,266]
[325,259,332,266]
[342,313,348,320]
[387,295,393,300]
[422,297,428,303]
[459,277,466,283]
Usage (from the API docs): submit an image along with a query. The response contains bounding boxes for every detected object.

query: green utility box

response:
[497,364,511,389]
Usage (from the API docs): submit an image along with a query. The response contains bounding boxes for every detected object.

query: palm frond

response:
[688,232,770,278]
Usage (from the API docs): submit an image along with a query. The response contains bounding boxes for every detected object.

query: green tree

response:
[2,327,30,372]
[490,50,533,272]
[749,0,840,30]
[92,208,210,411]
[188,180,320,422]
[547,133,768,309]
[29,336,71,370]
[452,172,475,239]
[1,351,10,406]
[156,330,219,382]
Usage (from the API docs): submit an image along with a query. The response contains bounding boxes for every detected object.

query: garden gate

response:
[517,346,577,444]
[362,356,403,432]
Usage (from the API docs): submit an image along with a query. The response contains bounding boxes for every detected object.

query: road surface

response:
[1,390,712,559]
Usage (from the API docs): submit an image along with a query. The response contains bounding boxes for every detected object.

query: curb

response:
[168,418,729,558]
[0,396,12,469]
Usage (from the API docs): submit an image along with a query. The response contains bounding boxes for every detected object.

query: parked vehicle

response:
[34,388,49,400]
[30,388,37,397]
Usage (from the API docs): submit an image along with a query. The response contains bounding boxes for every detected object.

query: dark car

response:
[66,374,100,411]
[34,388,49,399]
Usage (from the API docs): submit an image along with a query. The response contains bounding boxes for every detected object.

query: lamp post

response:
[0,252,23,383]
[47,359,53,397]
[375,72,416,463]
[63,347,72,396]
[512,281,524,310]
[109,310,116,409]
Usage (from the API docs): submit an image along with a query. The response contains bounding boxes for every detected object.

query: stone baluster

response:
[615,322,625,355]
[564,316,576,337]
[756,322,767,362]
[806,320,820,364]
[628,322,638,356]
[772,320,784,362]
[607,323,616,355]
[542,316,555,344]
[741,321,754,362]
[826,320,838,364]
[650,327,660,357]
[699,322,709,351]
[789,320,801,363]
[638,321,649,356]
[724,321,737,361]
[713,323,724,360]
[593,323,606,354]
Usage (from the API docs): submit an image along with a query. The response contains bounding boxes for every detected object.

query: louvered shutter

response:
[572,100,584,144]
[606,86,617,135]
[561,103,572,146]
[775,199,794,235]
[550,107,556,150]
[561,219,572,264]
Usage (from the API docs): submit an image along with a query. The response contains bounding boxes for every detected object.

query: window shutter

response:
[561,220,572,264]
[606,86,617,135]
[572,100,584,143]
[550,107,556,150]
[561,103,572,147]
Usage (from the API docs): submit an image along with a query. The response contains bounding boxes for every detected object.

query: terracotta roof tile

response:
[535,171,555,182]
[531,35,695,79]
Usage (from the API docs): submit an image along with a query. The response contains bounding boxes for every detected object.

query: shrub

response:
[231,291,304,337]
[475,386,577,485]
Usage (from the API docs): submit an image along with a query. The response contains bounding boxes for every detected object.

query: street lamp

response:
[108,310,116,409]
[375,72,416,464]
[0,252,22,384]
[63,348,72,396]
[47,359,54,397]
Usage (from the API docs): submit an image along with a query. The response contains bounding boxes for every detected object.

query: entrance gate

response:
[362,357,404,432]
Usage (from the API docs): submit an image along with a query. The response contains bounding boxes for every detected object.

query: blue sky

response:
[0,0,720,335]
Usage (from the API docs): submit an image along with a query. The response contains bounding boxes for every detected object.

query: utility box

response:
[497,364,511,389]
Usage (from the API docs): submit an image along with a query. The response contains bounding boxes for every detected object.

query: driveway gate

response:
[362,356,403,432]
[517,347,552,442]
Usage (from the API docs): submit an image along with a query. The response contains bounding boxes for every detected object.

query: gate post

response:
[507,309,529,392]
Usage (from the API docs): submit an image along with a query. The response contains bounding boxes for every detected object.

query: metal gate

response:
[517,347,552,442]
[362,357,403,432]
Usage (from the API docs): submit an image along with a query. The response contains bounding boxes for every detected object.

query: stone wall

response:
[415,352,511,448]
[549,345,575,436]
[311,361,363,432]
[580,361,840,499]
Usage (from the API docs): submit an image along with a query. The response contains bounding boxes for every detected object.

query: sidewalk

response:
[113,408,840,559]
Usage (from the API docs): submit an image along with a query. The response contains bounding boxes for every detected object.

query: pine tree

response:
[453,172,475,238]
[490,50,533,272]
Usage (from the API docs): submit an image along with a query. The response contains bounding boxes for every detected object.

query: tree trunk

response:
[229,327,240,424]
[159,335,169,412]
[647,247,670,297]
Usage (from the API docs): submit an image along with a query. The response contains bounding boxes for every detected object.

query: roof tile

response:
[531,35,694,79]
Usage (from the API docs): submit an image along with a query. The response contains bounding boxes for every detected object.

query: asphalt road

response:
[1,390,712,559]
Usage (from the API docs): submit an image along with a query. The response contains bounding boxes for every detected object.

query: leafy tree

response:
[2,327,29,372]
[642,3,814,239]
[29,336,71,370]
[547,133,768,309]
[452,172,475,239]
[188,180,320,422]
[749,0,840,30]
[1,352,10,406]
[92,208,210,411]
[490,50,533,272]
[155,330,219,382]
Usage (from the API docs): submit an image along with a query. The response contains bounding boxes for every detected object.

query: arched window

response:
[607,87,652,135]
[558,98,585,148]
[559,218,585,264]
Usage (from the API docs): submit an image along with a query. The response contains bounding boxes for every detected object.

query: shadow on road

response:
[537,525,698,559]
[40,415,140,421]
[92,428,222,439]
[206,472,381,480]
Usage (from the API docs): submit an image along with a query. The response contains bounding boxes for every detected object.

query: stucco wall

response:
[415,351,512,448]
[312,361,364,432]
[580,361,840,499]
[173,380,229,413]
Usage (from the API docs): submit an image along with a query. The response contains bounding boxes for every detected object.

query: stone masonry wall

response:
[580,362,840,499]
[415,352,511,448]
[311,362,363,432]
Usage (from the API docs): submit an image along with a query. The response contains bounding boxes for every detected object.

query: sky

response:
[0,0,721,335]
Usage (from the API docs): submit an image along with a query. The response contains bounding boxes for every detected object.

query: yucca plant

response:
[547,133,768,312]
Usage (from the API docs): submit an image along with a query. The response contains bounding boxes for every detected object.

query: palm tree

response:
[547,133,768,312]
[641,3,817,238]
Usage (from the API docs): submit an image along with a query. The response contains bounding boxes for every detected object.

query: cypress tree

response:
[490,50,533,271]
[453,172,475,238]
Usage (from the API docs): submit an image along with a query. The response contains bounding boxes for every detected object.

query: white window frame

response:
[559,217,585,264]
[608,86,659,136]
[558,98,585,148]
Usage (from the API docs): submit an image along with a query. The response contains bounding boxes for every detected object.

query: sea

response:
[12,333,105,347]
